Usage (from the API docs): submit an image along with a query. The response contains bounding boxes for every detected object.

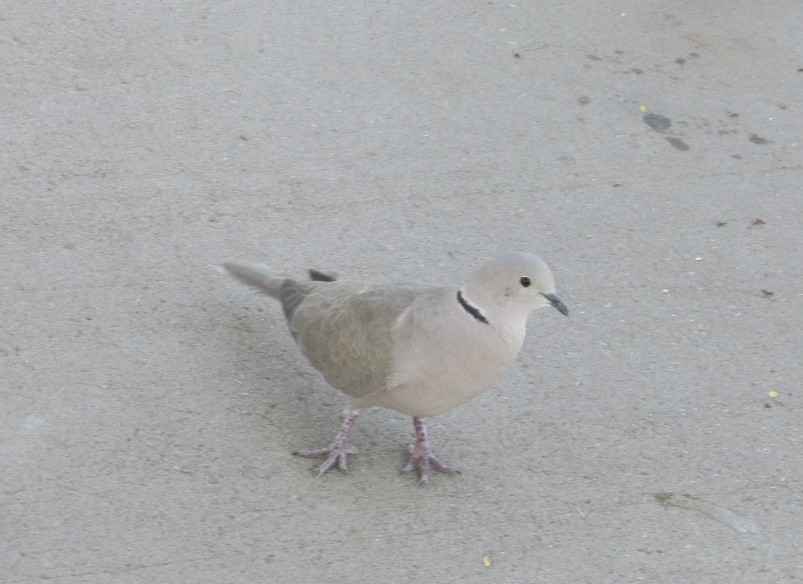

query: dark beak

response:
[542,292,569,316]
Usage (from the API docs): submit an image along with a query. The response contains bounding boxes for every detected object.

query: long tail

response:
[222,263,285,299]
[224,262,339,323]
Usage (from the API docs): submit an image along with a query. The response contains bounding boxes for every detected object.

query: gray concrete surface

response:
[2,1,801,582]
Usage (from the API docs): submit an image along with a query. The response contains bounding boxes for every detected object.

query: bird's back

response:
[288,281,428,400]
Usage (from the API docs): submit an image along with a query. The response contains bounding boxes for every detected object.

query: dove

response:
[223,252,568,484]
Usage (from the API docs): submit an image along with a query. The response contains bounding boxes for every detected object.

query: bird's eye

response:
[519,276,531,288]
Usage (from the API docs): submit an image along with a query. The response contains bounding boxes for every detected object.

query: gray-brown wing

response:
[289,282,424,399]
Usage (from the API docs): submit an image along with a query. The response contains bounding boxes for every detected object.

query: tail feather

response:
[308,269,337,282]
[224,262,324,323]
[222,263,284,299]
[277,280,310,322]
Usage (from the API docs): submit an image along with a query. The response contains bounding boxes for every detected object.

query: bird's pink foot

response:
[293,412,359,476]
[403,416,461,485]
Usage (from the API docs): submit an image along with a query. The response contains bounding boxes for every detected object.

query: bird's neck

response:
[457,288,529,333]
[456,290,489,324]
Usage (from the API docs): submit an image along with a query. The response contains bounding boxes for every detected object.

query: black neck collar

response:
[457,290,489,324]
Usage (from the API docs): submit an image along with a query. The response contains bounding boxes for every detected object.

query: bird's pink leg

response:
[294,412,359,476]
[403,416,460,485]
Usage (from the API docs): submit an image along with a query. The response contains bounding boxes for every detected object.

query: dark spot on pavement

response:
[666,137,690,151]
[749,133,770,144]
[644,113,671,132]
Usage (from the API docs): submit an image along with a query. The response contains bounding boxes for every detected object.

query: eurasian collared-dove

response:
[224,252,568,484]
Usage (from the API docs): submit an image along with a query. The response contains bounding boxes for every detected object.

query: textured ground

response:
[2,1,801,582]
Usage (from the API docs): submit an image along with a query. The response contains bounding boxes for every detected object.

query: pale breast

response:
[361,291,525,417]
